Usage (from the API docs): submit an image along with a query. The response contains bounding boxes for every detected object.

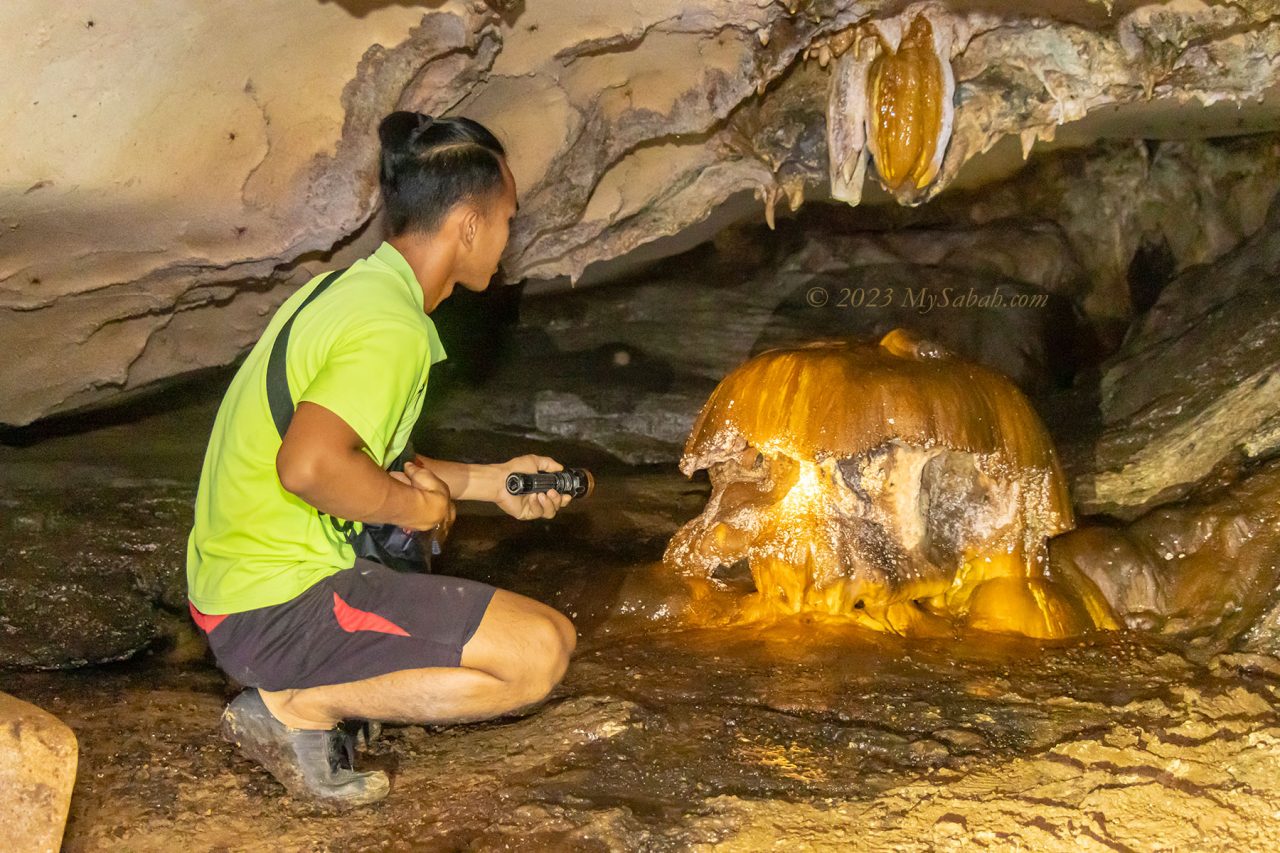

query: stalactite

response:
[825,9,958,205]
[866,15,954,193]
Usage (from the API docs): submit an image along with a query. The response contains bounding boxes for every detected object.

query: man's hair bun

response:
[408,113,435,146]
[378,111,430,156]
[376,111,508,235]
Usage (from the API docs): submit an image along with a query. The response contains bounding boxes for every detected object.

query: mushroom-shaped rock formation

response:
[665,329,1117,639]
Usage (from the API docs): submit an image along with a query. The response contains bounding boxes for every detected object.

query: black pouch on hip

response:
[264,267,433,574]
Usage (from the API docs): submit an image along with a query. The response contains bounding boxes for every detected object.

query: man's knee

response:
[545,604,576,650]
[514,611,574,704]
[462,591,576,698]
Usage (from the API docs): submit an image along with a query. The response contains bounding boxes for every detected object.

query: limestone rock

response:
[0,692,77,853]
[964,136,1280,324]
[1073,194,1280,518]
[1,1,499,426]
[0,487,191,669]
[688,677,1280,852]
[532,391,700,466]
[1052,458,1280,645]
[0,575,159,670]
[5,1,1280,425]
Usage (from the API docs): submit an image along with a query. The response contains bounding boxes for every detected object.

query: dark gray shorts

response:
[190,559,498,691]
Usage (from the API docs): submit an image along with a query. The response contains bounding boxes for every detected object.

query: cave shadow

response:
[752,265,1087,394]
[0,364,235,449]
[319,0,524,25]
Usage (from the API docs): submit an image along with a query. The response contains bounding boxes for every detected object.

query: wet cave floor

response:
[5,405,1280,851]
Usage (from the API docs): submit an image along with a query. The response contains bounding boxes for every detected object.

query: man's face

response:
[457,159,517,292]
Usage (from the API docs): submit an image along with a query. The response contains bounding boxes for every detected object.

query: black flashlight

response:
[505,468,595,499]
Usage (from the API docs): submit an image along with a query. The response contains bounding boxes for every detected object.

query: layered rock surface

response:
[9,604,1280,850]
[5,0,1280,424]
[1073,191,1280,518]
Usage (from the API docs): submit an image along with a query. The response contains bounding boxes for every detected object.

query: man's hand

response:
[390,460,455,535]
[276,401,450,531]
[492,454,572,520]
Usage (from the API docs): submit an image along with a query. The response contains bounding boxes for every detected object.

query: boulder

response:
[1052,458,1280,647]
[0,487,191,669]
[0,692,77,853]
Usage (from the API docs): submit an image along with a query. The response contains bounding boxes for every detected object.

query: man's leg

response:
[258,588,576,729]
[210,565,572,808]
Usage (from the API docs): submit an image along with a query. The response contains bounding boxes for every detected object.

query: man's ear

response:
[459,207,480,251]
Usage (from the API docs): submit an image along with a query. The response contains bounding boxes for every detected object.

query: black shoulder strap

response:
[266,268,348,439]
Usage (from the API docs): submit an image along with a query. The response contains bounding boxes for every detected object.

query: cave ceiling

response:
[2,0,1279,425]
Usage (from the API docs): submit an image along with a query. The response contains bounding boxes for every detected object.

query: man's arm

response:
[277,401,450,530]
[414,453,573,520]
[411,456,503,502]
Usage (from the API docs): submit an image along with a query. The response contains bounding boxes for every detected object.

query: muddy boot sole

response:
[220,693,389,811]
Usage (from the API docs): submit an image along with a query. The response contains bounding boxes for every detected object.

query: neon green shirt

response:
[186,242,447,614]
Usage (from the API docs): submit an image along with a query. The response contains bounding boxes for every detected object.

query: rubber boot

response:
[220,688,389,809]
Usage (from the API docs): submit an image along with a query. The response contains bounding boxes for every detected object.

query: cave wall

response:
[3,0,1280,425]
[1,0,497,425]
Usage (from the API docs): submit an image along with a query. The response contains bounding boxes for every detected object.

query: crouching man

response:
[186,111,575,809]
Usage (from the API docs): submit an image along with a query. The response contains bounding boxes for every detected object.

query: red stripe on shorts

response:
[188,601,228,634]
[333,592,411,637]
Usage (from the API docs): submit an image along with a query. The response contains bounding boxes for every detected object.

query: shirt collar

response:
[372,241,423,306]
[370,241,448,366]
